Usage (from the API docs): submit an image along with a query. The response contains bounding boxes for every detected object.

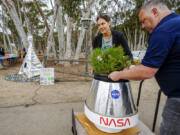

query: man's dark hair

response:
[96,13,111,22]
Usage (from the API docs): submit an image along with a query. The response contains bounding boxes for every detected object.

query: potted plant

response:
[85,46,139,133]
[89,46,133,82]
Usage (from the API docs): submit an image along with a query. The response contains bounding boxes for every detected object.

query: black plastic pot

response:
[94,73,128,83]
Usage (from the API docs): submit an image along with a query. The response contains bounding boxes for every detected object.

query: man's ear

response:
[151,8,159,17]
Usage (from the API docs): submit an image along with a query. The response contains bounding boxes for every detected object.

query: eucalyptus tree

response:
[166,0,180,13]
[0,5,11,52]
[1,0,29,50]
[0,2,21,51]
[59,0,83,65]
[114,0,147,51]
[34,0,56,59]
[120,0,180,51]
[55,0,65,64]
[121,0,180,51]
[23,1,46,44]
[73,0,95,63]
[45,0,58,60]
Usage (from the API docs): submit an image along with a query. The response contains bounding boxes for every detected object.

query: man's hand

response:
[108,71,121,81]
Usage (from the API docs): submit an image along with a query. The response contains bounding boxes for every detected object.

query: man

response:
[108,0,180,135]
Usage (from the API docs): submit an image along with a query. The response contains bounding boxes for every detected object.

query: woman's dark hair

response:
[96,13,111,22]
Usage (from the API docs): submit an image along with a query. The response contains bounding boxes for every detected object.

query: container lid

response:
[94,73,128,83]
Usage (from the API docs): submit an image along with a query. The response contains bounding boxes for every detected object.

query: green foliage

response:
[60,0,83,19]
[165,0,180,11]
[89,46,132,74]
[176,7,180,14]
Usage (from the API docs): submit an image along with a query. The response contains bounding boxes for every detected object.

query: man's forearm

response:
[108,64,158,81]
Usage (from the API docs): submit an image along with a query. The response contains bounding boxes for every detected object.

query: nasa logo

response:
[99,117,131,127]
[111,90,120,99]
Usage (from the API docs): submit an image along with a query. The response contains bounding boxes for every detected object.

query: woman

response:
[93,13,132,58]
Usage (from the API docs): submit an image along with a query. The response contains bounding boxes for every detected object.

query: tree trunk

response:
[134,28,137,50]
[34,0,50,32]
[56,4,65,64]
[124,27,133,51]
[2,0,29,50]
[124,27,147,51]
[46,3,58,60]
[64,16,73,66]
[73,0,95,64]
[88,24,93,54]
[74,29,85,62]
[49,0,54,8]
[142,31,145,49]
[2,33,7,51]
[137,30,142,50]
[17,0,22,25]
[1,9,8,51]
[6,34,12,53]
[2,12,12,53]
[34,0,57,60]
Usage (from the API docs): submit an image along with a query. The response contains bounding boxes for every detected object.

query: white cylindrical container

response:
[85,74,138,133]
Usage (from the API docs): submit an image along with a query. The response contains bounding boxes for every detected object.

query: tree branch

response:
[34,0,50,32]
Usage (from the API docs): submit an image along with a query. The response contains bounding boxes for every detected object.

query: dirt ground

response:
[0,62,92,107]
[0,62,167,134]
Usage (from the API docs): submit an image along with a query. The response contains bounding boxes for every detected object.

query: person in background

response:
[93,13,132,58]
[0,45,5,67]
[109,0,180,135]
[21,48,27,61]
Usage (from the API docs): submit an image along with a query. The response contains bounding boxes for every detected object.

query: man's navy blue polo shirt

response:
[141,13,180,98]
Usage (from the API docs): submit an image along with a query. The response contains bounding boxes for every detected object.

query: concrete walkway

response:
[0,99,165,135]
[0,102,84,135]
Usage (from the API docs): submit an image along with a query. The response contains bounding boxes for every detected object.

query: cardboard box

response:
[76,114,140,135]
